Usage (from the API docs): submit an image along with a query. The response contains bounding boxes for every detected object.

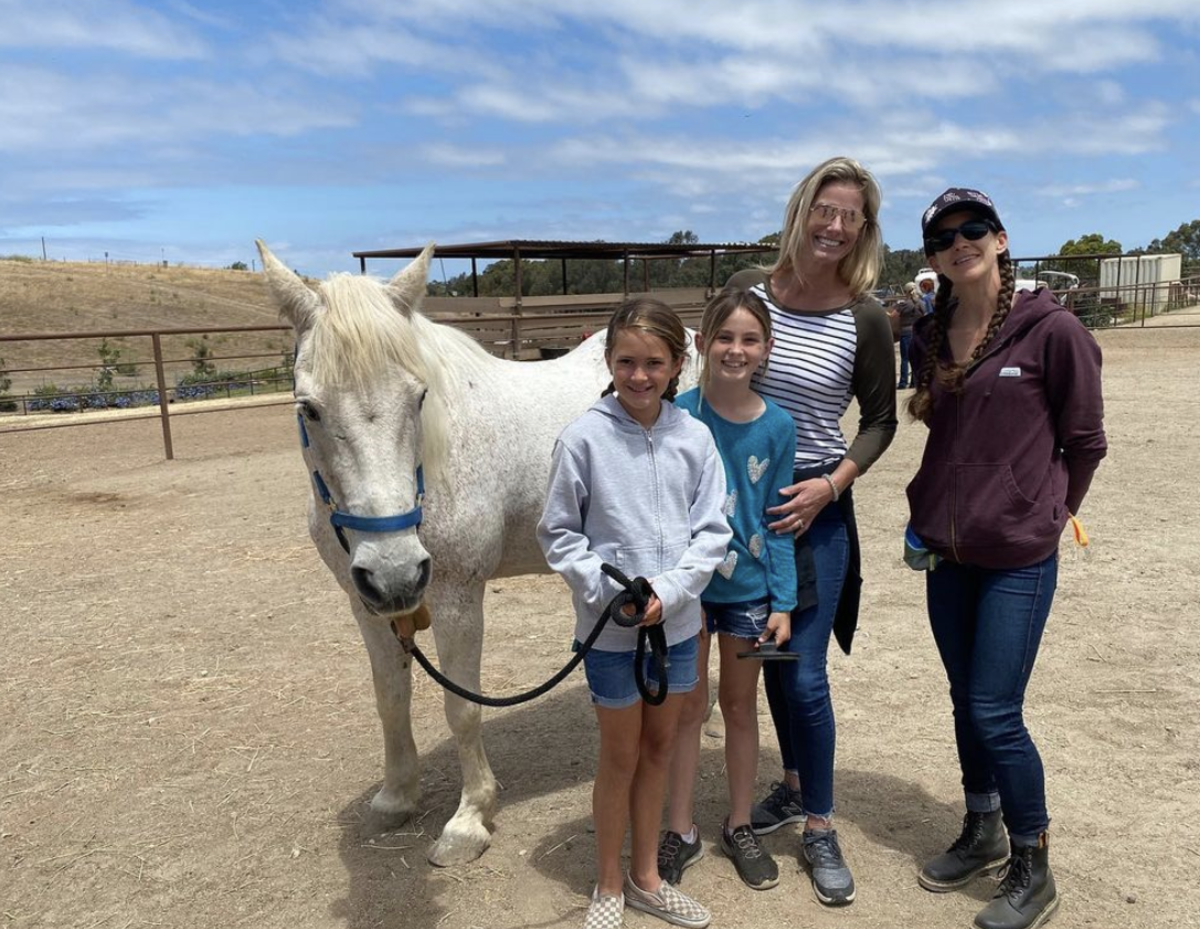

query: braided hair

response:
[907,252,1016,424]
[601,296,689,402]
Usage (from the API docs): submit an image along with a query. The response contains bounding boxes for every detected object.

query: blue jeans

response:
[897,332,912,387]
[763,500,849,820]
[926,553,1057,842]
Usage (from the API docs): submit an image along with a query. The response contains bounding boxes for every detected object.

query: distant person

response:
[895,282,923,388]
[919,277,936,315]
[906,188,1106,929]
[662,287,797,893]
[538,297,731,929]
[724,156,898,907]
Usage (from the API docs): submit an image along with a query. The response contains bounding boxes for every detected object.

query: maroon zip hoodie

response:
[906,288,1107,569]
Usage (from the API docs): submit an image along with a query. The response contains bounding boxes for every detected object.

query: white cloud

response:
[1037,179,1141,198]
[421,144,507,168]
[0,0,208,58]
[0,66,357,154]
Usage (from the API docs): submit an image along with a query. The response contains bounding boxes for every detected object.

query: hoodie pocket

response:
[954,463,1044,549]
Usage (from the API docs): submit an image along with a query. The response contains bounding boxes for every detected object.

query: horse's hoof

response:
[368,787,419,829]
[427,820,491,867]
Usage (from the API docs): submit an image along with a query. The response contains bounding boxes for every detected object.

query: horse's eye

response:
[299,401,321,423]
[419,389,428,409]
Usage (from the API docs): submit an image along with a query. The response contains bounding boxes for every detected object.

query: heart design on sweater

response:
[747,456,769,484]
[749,534,763,558]
[716,551,738,579]
[723,490,738,517]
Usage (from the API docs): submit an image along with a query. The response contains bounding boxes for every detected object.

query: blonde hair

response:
[770,155,883,297]
[602,297,689,401]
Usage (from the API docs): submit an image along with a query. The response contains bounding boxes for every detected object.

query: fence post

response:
[151,333,175,460]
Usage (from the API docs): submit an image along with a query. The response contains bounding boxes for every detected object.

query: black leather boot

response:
[974,834,1059,929]
[919,810,1009,891]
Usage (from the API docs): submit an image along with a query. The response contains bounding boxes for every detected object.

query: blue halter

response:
[298,413,425,552]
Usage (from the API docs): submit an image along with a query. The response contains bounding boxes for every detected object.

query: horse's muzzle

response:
[352,556,432,615]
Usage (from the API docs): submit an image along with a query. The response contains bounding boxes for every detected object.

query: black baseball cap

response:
[920,188,1004,238]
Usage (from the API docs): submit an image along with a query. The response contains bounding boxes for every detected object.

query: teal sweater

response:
[675,388,797,613]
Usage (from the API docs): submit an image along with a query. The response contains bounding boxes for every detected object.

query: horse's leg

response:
[354,605,421,826]
[426,584,497,866]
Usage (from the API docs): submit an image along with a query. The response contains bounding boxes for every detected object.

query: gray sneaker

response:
[802,828,856,906]
[750,781,805,835]
[657,829,705,886]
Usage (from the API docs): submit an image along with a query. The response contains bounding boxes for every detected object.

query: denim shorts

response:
[575,633,700,709]
[703,598,772,640]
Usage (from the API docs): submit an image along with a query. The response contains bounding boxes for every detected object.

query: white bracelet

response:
[821,473,840,502]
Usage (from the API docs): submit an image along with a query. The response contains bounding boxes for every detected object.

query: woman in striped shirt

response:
[725,155,897,907]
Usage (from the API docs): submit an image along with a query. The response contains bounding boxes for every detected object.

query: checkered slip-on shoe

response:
[622,873,711,929]
[583,887,624,929]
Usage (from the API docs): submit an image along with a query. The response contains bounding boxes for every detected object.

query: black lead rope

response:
[397,563,669,708]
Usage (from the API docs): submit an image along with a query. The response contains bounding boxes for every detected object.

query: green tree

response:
[1044,233,1122,282]
[1147,219,1200,273]
[228,260,249,271]
[185,336,216,378]
[96,338,121,390]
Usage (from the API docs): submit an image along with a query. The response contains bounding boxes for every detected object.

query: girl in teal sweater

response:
[663,286,797,892]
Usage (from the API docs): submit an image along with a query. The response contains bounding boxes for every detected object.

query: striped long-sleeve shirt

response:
[726,268,897,474]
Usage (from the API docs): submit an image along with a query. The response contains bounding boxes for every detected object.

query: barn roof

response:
[352,239,774,263]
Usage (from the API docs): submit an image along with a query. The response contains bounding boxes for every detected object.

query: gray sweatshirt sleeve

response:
[651,435,732,620]
[537,440,621,617]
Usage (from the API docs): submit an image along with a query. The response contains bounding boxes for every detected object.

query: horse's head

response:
[257,240,440,617]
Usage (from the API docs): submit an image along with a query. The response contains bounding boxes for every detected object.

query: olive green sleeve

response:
[846,297,898,473]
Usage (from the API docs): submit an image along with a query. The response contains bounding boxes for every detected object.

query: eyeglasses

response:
[924,219,997,253]
[809,202,866,231]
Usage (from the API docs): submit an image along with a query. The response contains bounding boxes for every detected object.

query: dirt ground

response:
[3,326,1199,929]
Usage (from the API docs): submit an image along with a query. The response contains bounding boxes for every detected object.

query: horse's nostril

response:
[417,558,432,589]
[352,566,383,604]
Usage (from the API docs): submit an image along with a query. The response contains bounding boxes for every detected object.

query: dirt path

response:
[3,328,1199,929]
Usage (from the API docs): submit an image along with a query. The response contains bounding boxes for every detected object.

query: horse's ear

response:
[386,243,435,317]
[256,239,321,330]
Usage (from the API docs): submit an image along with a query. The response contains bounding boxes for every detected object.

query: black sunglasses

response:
[924,219,998,253]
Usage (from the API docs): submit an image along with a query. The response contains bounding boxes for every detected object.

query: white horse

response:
[256,240,698,866]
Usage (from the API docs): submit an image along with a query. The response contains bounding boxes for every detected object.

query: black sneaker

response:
[801,828,856,906]
[920,810,1009,892]
[750,781,805,835]
[722,822,779,890]
[657,828,705,886]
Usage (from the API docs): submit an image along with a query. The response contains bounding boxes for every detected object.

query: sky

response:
[2,0,1199,281]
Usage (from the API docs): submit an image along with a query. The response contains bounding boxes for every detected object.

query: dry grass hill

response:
[0,257,289,394]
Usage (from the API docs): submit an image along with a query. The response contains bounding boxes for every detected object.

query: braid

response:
[663,374,680,402]
[967,253,1014,366]
[601,379,616,398]
[906,274,955,424]
[906,254,1015,424]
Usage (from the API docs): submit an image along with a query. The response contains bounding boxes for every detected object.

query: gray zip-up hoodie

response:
[538,394,732,652]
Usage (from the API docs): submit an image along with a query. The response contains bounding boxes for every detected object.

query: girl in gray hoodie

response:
[538,298,731,929]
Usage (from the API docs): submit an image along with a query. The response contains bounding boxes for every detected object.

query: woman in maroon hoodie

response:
[905,189,1106,929]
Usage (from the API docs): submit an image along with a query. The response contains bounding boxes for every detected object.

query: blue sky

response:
[2,0,1199,280]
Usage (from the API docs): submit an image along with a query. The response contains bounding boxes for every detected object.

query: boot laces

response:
[996,846,1033,898]
[948,812,987,853]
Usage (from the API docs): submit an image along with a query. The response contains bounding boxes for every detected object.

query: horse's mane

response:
[306,272,491,483]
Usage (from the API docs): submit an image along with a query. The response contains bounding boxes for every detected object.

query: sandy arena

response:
[3,325,1199,929]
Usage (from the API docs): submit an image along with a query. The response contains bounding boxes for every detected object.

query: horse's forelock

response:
[303,273,452,480]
